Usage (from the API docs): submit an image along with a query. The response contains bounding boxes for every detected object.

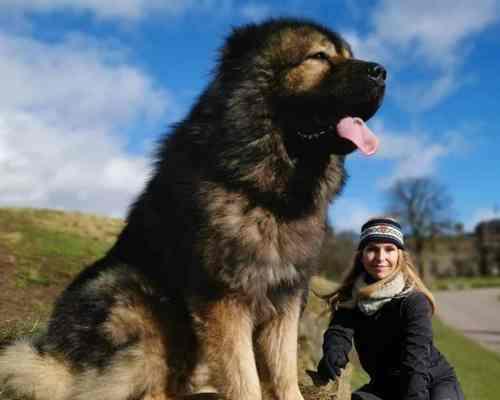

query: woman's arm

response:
[317,308,356,381]
[400,291,433,400]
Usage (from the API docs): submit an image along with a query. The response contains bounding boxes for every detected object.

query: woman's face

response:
[361,242,399,280]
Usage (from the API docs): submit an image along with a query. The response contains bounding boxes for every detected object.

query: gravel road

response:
[434,288,500,354]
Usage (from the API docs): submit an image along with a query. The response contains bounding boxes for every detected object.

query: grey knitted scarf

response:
[340,272,414,315]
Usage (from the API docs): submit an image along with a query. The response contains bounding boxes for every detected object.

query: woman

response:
[316,217,464,400]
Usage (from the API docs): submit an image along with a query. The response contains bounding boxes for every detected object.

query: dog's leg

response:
[255,294,304,400]
[195,297,261,400]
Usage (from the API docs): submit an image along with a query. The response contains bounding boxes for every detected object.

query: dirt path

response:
[435,288,500,354]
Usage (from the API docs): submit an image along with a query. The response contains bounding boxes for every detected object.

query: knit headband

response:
[358,218,405,250]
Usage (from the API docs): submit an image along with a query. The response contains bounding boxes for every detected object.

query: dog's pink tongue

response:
[336,117,379,156]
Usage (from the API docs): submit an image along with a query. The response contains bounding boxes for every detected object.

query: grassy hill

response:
[0,208,123,332]
[1,207,499,399]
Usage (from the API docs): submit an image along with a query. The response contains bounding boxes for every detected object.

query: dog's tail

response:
[0,339,72,400]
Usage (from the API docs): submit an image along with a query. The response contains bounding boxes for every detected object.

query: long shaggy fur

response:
[0,17,385,400]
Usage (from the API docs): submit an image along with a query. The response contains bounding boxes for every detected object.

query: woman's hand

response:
[316,355,345,381]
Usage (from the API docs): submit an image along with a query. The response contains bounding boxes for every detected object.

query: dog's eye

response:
[309,52,330,61]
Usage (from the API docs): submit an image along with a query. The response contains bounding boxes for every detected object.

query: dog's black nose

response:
[367,63,387,83]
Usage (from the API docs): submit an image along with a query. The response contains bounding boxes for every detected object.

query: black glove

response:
[317,356,342,382]
[318,350,348,381]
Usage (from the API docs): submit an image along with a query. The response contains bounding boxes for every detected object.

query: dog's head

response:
[220,19,386,157]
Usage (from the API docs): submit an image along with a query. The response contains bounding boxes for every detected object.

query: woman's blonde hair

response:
[326,248,436,314]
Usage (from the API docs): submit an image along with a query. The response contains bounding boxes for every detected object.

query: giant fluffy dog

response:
[0,18,386,400]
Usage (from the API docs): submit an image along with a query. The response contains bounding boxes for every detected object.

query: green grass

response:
[12,227,108,287]
[350,317,500,399]
[433,318,500,400]
[350,361,370,390]
[432,275,500,291]
[0,320,46,348]
[0,208,121,288]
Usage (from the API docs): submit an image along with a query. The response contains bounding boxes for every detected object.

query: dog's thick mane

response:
[153,19,349,210]
[154,79,346,215]
[110,21,348,301]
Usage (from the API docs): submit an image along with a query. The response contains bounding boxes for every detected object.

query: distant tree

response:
[386,177,454,282]
[328,229,357,278]
[317,223,357,280]
[453,222,464,235]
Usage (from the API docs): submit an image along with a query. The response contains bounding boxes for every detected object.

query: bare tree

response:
[386,177,453,282]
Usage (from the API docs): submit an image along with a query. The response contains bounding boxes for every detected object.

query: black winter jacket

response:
[323,290,454,400]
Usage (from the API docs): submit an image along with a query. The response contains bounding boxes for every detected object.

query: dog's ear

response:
[219,23,262,66]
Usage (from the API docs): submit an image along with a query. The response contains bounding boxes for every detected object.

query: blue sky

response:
[0,0,499,233]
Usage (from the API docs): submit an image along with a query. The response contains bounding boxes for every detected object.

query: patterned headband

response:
[358,218,405,250]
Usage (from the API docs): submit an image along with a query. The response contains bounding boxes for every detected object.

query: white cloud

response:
[0,111,151,217]
[0,31,170,217]
[345,1,500,110]
[342,30,391,65]
[328,198,380,233]
[393,72,461,112]
[0,0,235,21]
[371,0,499,67]
[0,32,170,130]
[370,120,462,188]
